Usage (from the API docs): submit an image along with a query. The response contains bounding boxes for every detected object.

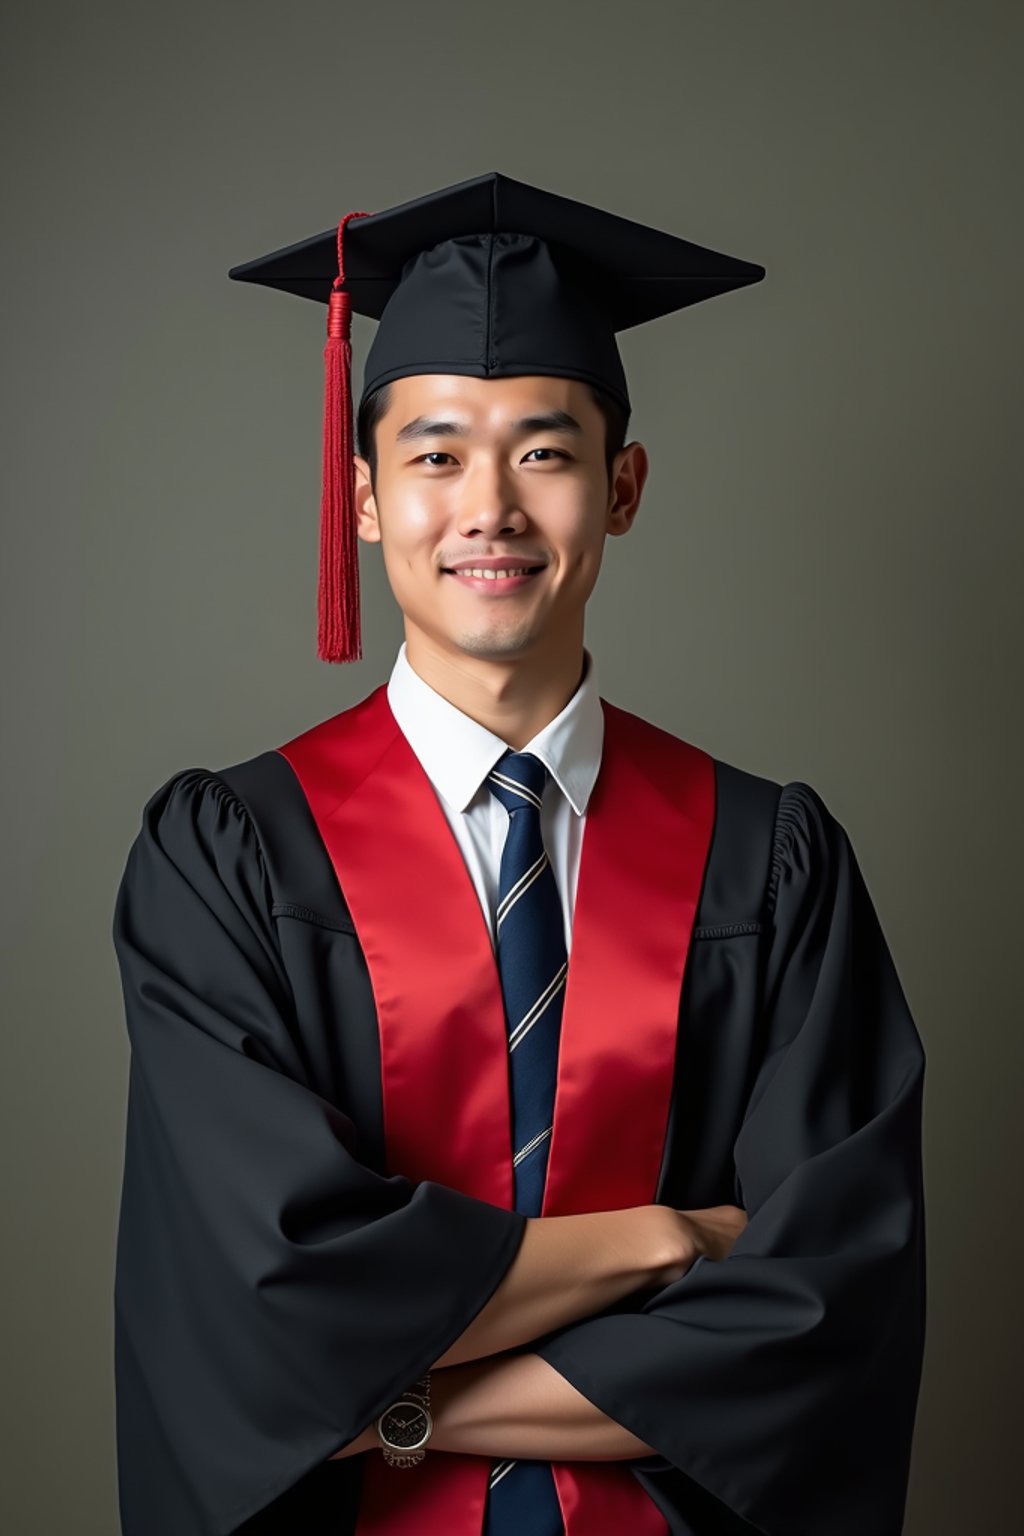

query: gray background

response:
[2,1,1020,1530]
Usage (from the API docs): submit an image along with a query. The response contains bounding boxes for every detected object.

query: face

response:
[353,373,647,670]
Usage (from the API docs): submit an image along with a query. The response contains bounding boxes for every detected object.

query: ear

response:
[353,455,381,544]
[607,441,649,537]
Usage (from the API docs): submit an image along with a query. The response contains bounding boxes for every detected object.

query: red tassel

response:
[318,210,371,663]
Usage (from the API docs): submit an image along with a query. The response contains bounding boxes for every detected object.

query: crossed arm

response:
[335,1348,656,1461]
[332,1201,743,1462]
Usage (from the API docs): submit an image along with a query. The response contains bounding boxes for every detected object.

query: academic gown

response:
[111,683,927,1536]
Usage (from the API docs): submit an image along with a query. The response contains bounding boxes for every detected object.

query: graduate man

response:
[111,171,927,1536]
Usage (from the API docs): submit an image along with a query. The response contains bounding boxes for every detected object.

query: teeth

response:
[454,567,535,579]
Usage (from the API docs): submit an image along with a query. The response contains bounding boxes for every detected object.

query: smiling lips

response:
[442,556,546,592]
[443,566,544,591]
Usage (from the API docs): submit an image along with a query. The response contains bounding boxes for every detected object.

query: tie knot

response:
[486,749,549,814]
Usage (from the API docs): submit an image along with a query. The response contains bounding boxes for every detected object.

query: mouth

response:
[442,565,546,592]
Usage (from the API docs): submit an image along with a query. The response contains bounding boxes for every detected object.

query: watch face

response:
[379,1400,431,1451]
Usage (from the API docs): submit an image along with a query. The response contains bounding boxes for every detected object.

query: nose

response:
[455,458,527,539]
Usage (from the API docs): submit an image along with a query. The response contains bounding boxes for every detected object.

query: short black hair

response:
[356,378,630,487]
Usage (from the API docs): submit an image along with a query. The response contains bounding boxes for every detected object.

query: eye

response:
[417,451,456,467]
[524,448,570,462]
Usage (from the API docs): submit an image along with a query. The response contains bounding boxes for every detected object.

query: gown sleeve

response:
[532,780,927,1536]
[111,767,528,1536]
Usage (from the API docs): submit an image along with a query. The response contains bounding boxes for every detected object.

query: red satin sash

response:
[277,682,715,1536]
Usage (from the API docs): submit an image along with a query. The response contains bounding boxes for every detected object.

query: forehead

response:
[375,373,603,436]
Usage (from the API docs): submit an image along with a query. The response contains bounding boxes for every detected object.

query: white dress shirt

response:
[386,640,605,954]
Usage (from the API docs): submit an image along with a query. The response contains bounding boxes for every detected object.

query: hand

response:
[652,1202,748,1284]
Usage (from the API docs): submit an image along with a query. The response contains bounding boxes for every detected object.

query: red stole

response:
[277,682,715,1536]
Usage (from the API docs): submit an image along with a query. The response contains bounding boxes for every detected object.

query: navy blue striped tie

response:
[481,749,567,1536]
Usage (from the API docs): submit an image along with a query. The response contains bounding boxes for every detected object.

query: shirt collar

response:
[386,640,605,816]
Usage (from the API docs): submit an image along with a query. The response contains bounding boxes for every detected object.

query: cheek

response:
[379,491,445,559]
[552,503,604,565]
[400,497,439,537]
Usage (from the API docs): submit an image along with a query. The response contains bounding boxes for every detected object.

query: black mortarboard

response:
[228,170,765,663]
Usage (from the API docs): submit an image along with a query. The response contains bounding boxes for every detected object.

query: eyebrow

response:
[394,410,585,444]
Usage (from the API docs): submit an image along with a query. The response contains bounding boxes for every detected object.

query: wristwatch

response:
[375,1372,433,1466]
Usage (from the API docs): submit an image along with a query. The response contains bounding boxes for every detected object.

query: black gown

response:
[111,733,926,1536]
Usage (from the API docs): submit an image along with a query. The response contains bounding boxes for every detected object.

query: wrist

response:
[599,1204,687,1290]
[636,1203,695,1287]
[431,1358,496,1451]
[374,1371,434,1466]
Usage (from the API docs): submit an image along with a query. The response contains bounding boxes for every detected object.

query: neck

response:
[403,630,587,751]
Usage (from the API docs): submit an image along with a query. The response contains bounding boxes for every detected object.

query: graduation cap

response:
[228,170,765,664]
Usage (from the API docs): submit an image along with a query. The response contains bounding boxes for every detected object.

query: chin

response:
[447,627,540,660]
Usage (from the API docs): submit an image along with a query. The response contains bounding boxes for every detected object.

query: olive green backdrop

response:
[2,1,1020,1530]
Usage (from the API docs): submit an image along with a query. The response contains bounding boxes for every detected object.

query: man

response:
[111,172,926,1536]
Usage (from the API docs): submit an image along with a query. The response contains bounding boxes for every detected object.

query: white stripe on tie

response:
[513,1124,553,1167]
[488,769,544,810]
[495,850,548,931]
[509,962,568,1050]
